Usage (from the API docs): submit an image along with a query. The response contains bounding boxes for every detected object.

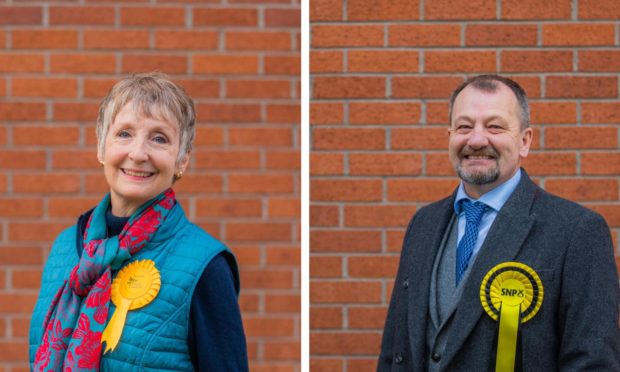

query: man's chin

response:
[456,167,500,186]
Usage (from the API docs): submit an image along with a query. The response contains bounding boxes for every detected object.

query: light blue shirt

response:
[453,169,522,258]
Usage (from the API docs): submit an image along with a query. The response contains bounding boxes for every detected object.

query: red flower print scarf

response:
[33,189,176,371]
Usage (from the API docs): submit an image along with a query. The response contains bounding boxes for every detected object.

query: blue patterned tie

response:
[456,200,488,285]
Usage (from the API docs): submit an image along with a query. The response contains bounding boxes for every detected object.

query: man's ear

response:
[519,128,534,158]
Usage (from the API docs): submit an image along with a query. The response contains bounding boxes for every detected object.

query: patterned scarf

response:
[33,189,176,371]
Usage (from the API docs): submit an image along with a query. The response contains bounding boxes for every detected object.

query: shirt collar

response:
[454,169,522,214]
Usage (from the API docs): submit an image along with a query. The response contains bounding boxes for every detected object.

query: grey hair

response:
[448,74,530,130]
[96,73,196,164]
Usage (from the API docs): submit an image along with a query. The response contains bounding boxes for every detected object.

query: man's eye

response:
[455,125,472,134]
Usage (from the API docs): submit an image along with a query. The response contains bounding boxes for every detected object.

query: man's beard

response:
[455,146,500,185]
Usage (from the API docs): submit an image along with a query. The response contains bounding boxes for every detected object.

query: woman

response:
[29,73,249,371]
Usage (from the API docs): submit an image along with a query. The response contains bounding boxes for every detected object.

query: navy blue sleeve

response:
[188,252,249,372]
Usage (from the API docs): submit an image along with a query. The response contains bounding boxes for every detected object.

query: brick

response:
[229,175,294,193]
[311,179,382,202]
[53,103,99,122]
[232,246,261,266]
[387,179,459,201]
[345,205,415,227]
[311,256,342,278]
[122,54,187,74]
[84,30,150,49]
[268,198,300,218]
[348,307,388,329]
[244,317,294,337]
[83,78,117,98]
[425,0,495,20]
[12,29,77,49]
[311,306,342,329]
[530,101,576,124]
[175,79,219,98]
[14,173,80,193]
[310,51,343,73]
[310,358,342,371]
[349,102,420,125]
[311,332,381,354]
[121,7,185,26]
[349,153,422,176]
[264,341,301,360]
[267,104,300,124]
[194,150,260,169]
[348,255,399,278]
[502,0,571,19]
[311,281,382,304]
[194,127,224,146]
[266,151,300,170]
[9,223,69,242]
[546,76,617,98]
[311,25,383,47]
[310,103,343,125]
[392,76,463,99]
[0,53,44,73]
[229,223,292,242]
[310,205,340,227]
[12,269,42,289]
[425,51,496,73]
[0,7,42,25]
[545,179,618,201]
[426,102,450,124]
[49,197,99,217]
[195,198,262,217]
[579,50,620,72]
[348,0,418,20]
[313,77,385,99]
[311,0,342,21]
[226,31,291,51]
[229,128,292,146]
[579,0,620,19]
[193,55,259,74]
[265,246,299,266]
[581,153,620,175]
[0,103,46,121]
[155,31,218,50]
[0,247,43,265]
[391,127,448,150]
[265,55,301,75]
[425,152,455,176]
[265,294,300,312]
[389,24,461,46]
[193,8,257,26]
[582,102,620,123]
[13,78,76,98]
[348,51,419,73]
[50,6,114,25]
[51,54,116,73]
[545,127,617,149]
[11,317,29,338]
[543,24,615,46]
[310,153,344,176]
[348,359,380,371]
[0,198,43,217]
[508,75,542,98]
[311,230,382,253]
[0,340,29,362]
[168,174,223,193]
[466,24,537,46]
[0,150,46,169]
[0,126,5,144]
[501,50,573,72]
[0,174,5,192]
[14,126,79,145]
[522,152,576,175]
[588,205,620,227]
[265,9,300,27]
[227,80,291,99]
[313,128,385,150]
[197,103,261,123]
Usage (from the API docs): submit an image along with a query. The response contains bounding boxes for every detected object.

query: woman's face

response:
[98,102,188,217]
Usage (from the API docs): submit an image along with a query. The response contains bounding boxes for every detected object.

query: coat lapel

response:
[439,171,539,369]
[407,194,456,370]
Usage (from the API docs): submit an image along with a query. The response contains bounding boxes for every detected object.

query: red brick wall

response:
[310,1,620,371]
[0,2,300,371]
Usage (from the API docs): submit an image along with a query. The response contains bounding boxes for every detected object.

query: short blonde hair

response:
[96,73,196,164]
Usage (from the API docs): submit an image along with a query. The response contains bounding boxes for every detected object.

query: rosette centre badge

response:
[101,259,161,353]
[480,262,543,372]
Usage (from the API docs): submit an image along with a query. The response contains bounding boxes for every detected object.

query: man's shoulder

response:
[534,186,605,223]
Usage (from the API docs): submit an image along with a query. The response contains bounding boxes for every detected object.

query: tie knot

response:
[461,200,488,223]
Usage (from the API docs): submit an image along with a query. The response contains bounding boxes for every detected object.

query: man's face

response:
[448,83,533,198]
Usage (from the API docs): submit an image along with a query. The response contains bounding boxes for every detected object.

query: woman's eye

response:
[117,130,130,138]
[152,135,168,144]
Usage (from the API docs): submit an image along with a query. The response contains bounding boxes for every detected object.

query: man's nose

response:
[466,126,490,149]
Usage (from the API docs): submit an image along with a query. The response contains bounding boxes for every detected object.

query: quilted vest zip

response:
[29,203,234,371]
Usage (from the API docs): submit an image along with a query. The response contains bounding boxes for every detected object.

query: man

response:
[378,75,620,371]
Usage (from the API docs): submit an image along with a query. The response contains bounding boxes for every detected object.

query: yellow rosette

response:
[480,262,543,372]
[101,259,161,353]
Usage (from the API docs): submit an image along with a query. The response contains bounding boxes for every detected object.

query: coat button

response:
[431,353,441,362]
[402,279,409,289]
[394,352,404,364]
